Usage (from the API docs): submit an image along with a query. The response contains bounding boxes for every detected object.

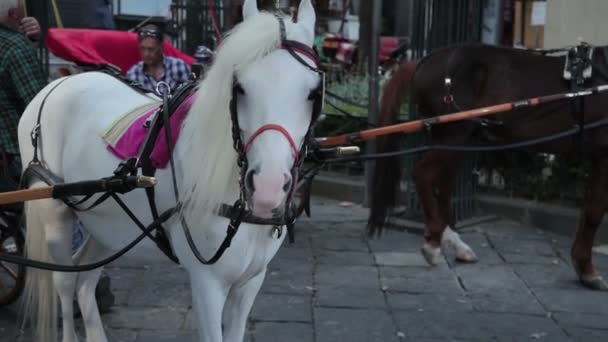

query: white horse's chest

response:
[169,217,285,282]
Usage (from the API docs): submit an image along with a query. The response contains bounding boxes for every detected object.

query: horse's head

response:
[179,0,323,224]
[232,0,323,218]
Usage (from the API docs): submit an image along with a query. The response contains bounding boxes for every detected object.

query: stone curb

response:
[310,171,608,243]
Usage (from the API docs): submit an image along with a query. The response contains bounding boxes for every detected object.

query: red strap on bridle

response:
[281,44,319,66]
[244,124,300,162]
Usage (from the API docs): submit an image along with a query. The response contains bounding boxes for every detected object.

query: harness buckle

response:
[228,222,239,234]
[272,225,283,239]
[443,77,455,105]
[30,123,40,147]
[113,157,139,177]
[155,82,172,98]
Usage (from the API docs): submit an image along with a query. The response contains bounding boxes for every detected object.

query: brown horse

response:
[368,42,608,291]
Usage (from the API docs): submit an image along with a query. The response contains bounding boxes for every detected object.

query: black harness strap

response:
[133,84,194,264]
[566,45,593,159]
[22,144,114,212]
[31,77,72,164]
[588,47,608,84]
[180,199,247,265]
[0,204,178,272]
[216,203,295,226]
[140,82,250,265]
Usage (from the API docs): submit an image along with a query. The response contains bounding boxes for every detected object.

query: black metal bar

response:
[365,0,382,206]
[462,0,468,42]
[520,0,526,45]
[402,0,485,222]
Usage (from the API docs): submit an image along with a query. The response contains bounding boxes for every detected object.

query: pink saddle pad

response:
[107,95,194,168]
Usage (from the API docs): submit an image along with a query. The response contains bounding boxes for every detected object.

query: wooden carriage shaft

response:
[0,176,156,205]
[0,187,52,205]
[316,85,608,147]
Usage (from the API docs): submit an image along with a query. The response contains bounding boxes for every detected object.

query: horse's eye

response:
[235,84,245,95]
[307,89,319,101]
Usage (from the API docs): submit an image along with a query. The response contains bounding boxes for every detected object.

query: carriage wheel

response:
[0,217,25,307]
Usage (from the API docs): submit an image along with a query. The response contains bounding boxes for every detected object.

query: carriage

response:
[1,0,608,341]
[0,24,199,308]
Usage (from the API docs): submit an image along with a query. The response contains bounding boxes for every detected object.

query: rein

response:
[315,83,608,147]
[322,114,608,163]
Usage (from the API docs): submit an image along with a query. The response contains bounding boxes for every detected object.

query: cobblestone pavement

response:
[2,196,608,341]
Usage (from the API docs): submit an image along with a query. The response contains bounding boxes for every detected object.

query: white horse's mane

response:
[178,12,295,224]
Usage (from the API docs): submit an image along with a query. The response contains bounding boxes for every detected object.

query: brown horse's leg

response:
[414,152,444,240]
[571,157,608,291]
[414,150,466,264]
[435,156,478,263]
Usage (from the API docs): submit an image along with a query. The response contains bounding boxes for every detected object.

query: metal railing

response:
[402,0,484,222]
[170,0,229,55]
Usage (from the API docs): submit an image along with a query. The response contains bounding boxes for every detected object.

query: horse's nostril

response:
[282,173,293,192]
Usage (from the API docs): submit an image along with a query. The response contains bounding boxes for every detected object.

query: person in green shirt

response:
[314,22,327,62]
[0,0,46,166]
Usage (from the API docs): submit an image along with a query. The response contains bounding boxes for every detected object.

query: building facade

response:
[544,0,608,49]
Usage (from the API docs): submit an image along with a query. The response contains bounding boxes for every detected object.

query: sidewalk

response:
[1,196,608,341]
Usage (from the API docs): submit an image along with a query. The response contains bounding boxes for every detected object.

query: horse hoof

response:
[456,249,478,263]
[421,243,442,266]
[580,275,608,291]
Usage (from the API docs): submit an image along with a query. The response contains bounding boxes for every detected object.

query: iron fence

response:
[410,0,484,58]
[170,0,230,55]
[401,0,484,222]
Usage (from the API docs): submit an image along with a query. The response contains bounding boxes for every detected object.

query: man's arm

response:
[178,59,192,83]
[8,45,47,107]
[126,64,142,83]
[20,17,41,48]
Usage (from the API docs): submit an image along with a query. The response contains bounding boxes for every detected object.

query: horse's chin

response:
[251,208,274,219]
[248,200,285,220]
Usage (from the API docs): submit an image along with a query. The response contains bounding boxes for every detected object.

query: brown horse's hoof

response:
[455,249,478,264]
[421,243,443,266]
[580,274,608,291]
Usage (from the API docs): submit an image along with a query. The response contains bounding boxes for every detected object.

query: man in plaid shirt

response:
[127,24,191,93]
[0,0,46,160]
[1,0,118,314]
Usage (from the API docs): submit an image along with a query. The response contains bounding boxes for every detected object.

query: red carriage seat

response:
[46,28,195,75]
[379,36,400,62]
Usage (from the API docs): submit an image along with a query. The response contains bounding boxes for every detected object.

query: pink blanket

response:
[107,95,194,168]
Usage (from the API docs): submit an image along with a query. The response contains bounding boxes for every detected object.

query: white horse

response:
[17,0,321,341]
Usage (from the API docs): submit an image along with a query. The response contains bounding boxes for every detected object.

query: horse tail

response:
[20,197,58,342]
[367,59,418,236]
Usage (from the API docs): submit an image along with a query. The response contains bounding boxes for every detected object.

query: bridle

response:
[178,14,325,265]
[228,14,324,220]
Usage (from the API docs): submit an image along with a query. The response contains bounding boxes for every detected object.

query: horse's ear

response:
[297,0,315,43]
[243,0,259,21]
